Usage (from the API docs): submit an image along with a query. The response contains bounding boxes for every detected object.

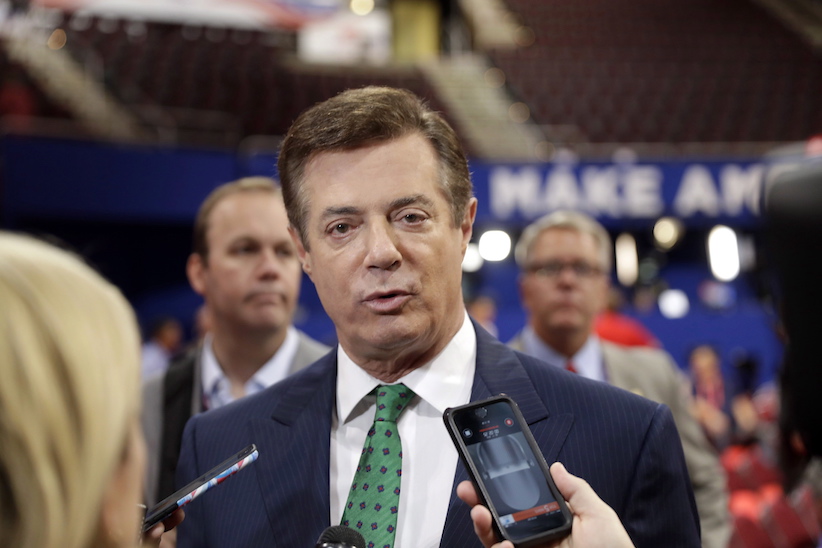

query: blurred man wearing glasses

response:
[509,210,731,548]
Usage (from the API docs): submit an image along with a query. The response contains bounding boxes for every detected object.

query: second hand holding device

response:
[444,395,572,547]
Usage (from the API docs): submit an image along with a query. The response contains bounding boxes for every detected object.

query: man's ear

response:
[186,253,207,296]
[288,225,313,278]
[460,198,479,254]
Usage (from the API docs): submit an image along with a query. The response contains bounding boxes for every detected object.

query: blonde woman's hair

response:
[0,232,141,548]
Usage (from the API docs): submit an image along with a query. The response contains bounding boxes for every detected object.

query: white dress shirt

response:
[200,326,300,410]
[520,327,607,382]
[331,311,476,548]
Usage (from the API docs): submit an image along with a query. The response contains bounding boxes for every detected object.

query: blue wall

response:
[1,135,783,388]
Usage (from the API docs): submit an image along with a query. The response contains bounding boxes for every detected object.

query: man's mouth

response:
[247,291,282,303]
[363,290,412,312]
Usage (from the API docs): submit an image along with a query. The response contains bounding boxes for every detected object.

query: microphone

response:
[315,525,366,548]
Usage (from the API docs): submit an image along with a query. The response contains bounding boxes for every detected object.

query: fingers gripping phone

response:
[142,444,259,533]
[444,395,572,547]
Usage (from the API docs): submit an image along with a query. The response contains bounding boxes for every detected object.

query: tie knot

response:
[374,384,415,423]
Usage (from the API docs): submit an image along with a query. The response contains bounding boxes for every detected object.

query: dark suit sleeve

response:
[620,403,701,548]
[175,416,208,548]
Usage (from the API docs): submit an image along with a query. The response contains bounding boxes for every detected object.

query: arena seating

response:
[490,0,822,143]
[56,13,463,148]
[724,444,820,547]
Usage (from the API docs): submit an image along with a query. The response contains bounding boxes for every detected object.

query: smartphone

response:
[142,443,259,533]
[443,395,572,547]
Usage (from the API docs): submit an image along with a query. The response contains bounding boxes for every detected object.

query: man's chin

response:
[347,317,430,353]
[547,319,585,334]
[244,313,290,333]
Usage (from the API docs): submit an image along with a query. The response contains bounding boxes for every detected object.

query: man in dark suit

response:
[141,178,329,507]
[508,210,730,548]
[175,87,700,548]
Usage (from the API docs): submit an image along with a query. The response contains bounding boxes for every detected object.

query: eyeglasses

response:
[525,261,604,279]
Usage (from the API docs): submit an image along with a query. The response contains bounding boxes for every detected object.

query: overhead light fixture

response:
[659,289,690,319]
[478,230,512,262]
[462,243,484,272]
[708,225,740,282]
[615,233,638,286]
[350,0,374,16]
[47,29,67,50]
[653,217,684,250]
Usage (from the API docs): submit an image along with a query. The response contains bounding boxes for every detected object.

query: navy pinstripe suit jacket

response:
[176,323,700,548]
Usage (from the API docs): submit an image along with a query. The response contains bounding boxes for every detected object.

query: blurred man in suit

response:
[509,210,730,548]
[140,315,183,380]
[174,87,699,548]
[141,177,329,507]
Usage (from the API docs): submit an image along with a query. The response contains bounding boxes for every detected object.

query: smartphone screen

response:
[142,443,258,532]
[445,396,571,546]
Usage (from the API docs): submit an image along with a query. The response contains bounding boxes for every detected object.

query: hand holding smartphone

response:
[142,443,259,533]
[444,395,572,548]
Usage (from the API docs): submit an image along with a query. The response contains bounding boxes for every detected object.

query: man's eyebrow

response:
[319,196,434,220]
[320,206,362,220]
[390,195,434,210]
[228,235,257,244]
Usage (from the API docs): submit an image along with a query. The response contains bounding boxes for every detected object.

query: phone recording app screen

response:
[456,401,566,540]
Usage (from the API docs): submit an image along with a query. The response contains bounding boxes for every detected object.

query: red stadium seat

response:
[760,496,818,548]
[729,514,776,548]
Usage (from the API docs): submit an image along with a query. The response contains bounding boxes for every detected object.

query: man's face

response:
[690,347,720,383]
[188,192,302,335]
[519,228,609,341]
[294,133,475,364]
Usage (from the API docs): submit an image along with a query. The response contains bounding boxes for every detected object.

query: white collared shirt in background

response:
[331,311,476,548]
[201,326,300,410]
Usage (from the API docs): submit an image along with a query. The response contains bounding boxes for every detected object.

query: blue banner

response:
[1,135,774,229]
[470,160,766,228]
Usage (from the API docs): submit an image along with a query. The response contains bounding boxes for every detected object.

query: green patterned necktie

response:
[341,384,416,548]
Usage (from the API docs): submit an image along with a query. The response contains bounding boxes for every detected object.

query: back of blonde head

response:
[0,232,141,548]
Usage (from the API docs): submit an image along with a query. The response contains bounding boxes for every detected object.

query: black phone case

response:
[443,394,572,548]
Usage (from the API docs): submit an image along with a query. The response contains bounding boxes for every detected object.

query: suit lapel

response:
[441,324,575,546]
[158,353,197,501]
[250,354,338,547]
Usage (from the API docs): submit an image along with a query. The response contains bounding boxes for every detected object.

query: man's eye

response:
[401,213,426,224]
[332,223,350,234]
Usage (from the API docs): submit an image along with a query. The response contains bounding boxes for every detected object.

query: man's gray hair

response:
[514,210,613,271]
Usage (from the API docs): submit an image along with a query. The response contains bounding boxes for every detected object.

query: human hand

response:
[456,462,635,548]
[141,508,184,548]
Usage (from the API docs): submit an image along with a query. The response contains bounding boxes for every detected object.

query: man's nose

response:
[555,264,580,285]
[365,220,402,270]
[258,248,282,278]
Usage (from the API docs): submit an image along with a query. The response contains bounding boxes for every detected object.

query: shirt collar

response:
[521,327,605,380]
[201,334,222,396]
[336,311,476,424]
[201,326,300,396]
